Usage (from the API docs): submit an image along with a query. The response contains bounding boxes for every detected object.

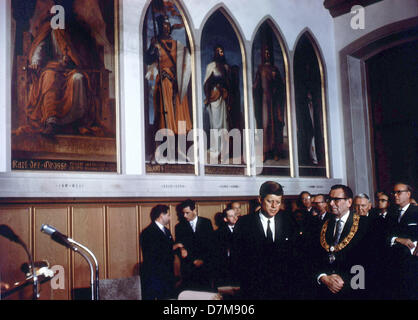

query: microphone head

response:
[0,224,21,243]
[41,224,57,236]
[40,224,74,249]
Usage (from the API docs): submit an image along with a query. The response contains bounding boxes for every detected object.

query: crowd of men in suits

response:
[139,181,418,300]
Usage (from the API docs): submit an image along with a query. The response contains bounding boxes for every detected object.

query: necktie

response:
[164,227,171,239]
[397,208,404,223]
[333,219,343,246]
[266,219,273,243]
[190,221,195,232]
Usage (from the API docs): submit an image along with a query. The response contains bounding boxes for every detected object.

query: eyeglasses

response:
[312,201,326,204]
[327,197,348,203]
[391,190,408,196]
[378,199,388,202]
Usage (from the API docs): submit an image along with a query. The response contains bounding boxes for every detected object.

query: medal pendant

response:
[328,253,336,264]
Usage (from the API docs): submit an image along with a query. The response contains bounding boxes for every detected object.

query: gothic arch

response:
[250,17,294,176]
[141,0,198,174]
[293,29,330,177]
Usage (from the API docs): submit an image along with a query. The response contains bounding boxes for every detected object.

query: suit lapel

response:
[194,217,200,233]
[274,214,282,243]
[153,222,170,242]
[326,218,335,245]
[254,212,266,241]
[400,206,415,225]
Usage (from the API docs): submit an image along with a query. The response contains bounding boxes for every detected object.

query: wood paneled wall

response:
[0,198,250,300]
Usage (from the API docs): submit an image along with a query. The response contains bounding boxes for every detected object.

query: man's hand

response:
[173,243,184,251]
[395,237,416,250]
[179,247,188,259]
[193,259,204,268]
[320,274,344,294]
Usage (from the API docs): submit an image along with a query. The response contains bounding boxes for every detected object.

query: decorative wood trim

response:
[323,0,383,18]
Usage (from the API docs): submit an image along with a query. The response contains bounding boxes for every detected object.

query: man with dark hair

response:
[213,207,239,288]
[312,194,331,222]
[314,184,377,299]
[233,181,295,299]
[175,199,214,291]
[229,201,242,218]
[372,191,391,219]
[140,204,181,300]
[299,191,314,216]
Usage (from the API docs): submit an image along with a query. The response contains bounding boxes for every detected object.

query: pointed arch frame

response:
[140,0,199,175]
[198,5,251,176]
[250,17,294,177]
[292,28,331,178]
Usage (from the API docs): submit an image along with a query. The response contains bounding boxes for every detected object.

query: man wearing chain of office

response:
[313,184,379,299]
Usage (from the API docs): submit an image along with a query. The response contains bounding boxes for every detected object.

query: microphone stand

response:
[72,246,95,300]
[68,239,99,300]
[21,242,39,300]
[40,224,99,300]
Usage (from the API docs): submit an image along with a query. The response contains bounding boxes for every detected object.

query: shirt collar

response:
[401,203,410,212]
[259,211,275,223]
[336,211,350,224]
[189,216,198,225]
[155,220,165,232]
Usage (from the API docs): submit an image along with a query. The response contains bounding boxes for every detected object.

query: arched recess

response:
[141,0,198,175]
[293,30,330,178]
[340,17,418,196]
[251,18,293,177]
[199,7,250,176]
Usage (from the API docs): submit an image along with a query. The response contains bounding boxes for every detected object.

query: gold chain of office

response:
[320,213,360,252]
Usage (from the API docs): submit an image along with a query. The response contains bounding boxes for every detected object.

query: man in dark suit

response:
[140,204,181,300]
[314,184,377,299]
[312,194,331,223]
[299,191,314,216]
[175,199,214,291]
[233,181,295,299]
[213,206,239,288]
[367,191,394,298]
[386,182,418,299]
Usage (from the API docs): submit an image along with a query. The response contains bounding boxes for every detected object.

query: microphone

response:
[40,224,75,250]
[0,225,39,299]
[0,224,22,244]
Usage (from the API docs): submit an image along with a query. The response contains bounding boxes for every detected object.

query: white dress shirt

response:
[317,210,350,284]
[398,203,410,222]
[391,203,411,246]
[259,212,275,242]
[333,211,350,236]
[155,220,165,233]
[189,216,198,232]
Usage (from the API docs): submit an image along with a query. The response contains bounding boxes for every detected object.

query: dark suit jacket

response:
[387,204,418,243]
[233,211,295,299]
[140,222,175,300]
[213,224,237,286]
[385,205,418,299]
[314,212,377,299]
[175,216,214,287]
